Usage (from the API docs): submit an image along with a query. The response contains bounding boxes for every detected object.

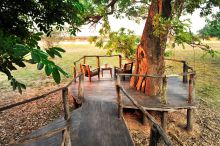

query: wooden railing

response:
[73,55,122,80]
[0,73,85,146]
[116,75,173,146]
[116,71,196,105]
[165,58,194,83]
[116,64,196,134]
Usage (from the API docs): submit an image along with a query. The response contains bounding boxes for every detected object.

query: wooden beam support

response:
[78,74,85,103]
[116,75,123,118]
[73,62,77,82]
[83,56,86,64]
[62,88,70,120]
[183,61,188,83]
[96,56,100,68]
[119,55,122,68]
[142,111,148,125]
[161,76,167,104]
[188,73,195,104]
[149,124,161,146]
[161,111,168,132]
[186,109,193,131]
[61,127,71,146]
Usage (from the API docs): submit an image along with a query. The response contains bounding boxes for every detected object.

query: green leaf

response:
[7,63,17,70]
[14,60,26,67]
[56,66,69,77]
[46,50,55,58]
[37,51,48,59]
[18,84,22,94]
[53,50,62,58]
[20,83,26,89]
[52,68,61,84]
[13,44,30,57]
[27,59,37,64]
[52,47,66,53]
[31,52,40,62]
[45,65,52,76]
[37,62,44,70]
[11,79,17,91]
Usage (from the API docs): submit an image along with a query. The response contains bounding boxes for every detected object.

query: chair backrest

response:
[123,62,133,72]
[80,64,89,76]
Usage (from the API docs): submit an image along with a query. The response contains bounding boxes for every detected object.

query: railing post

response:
[116,75,123,118]
[186,109,193,131]
[73,62,76,82]
[62,87,70,120]
[161,76,167,104]
[61,126,71,146]
[183,61,188,83]
[78,74,84,103]
[149,124,161,146]
[119,55,122,68]
[83,56,86,64]
[161,111,168,132]
[96,56,100,68]
[188,73,195,104]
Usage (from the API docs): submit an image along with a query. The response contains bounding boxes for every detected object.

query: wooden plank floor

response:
[120,76,196,111]
[20,74,134,146]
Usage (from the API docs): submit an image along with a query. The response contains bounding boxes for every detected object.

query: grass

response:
[0,41,220,107]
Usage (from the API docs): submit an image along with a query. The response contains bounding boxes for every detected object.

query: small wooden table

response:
[101,67,113,78]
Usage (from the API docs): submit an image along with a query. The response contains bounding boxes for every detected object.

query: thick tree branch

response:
[85,0,118,24]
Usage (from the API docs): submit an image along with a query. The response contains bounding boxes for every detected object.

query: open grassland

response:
[0,41,220,107]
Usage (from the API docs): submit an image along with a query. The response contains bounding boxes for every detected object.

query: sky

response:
[77,9,207,36]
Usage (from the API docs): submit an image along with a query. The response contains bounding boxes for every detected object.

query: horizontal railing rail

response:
[0,73,83,112]
[13,126,71,145]
[117,71,196,104]
[165,58,194,82]
[116,75,173,146]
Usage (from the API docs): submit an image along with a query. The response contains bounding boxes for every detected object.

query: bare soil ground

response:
[124,100,220,146]
[0,85,75,146]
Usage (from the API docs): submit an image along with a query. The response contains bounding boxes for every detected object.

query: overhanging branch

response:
[85,0,118,24]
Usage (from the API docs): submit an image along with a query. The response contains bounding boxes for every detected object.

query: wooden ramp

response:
[20,77,134,146]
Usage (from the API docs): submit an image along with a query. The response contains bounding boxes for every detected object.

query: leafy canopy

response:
[199,12,220,39]
[89,28,140,60]
[84,0,219,57]
[0,0,84,93]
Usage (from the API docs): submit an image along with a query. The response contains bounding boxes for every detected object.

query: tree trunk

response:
[130,0,171,96]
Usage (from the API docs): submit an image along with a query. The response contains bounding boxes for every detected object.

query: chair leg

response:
[89,76,91,82]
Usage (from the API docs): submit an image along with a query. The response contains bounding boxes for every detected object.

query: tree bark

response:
[130,0,171,96]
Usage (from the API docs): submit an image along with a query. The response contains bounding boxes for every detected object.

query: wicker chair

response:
[80,64,100,82]
[114,62,133,79]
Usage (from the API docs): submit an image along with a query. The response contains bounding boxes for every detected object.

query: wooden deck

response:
[19,73,195,146]
[20,75,134,146]
[120,76,196,111]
